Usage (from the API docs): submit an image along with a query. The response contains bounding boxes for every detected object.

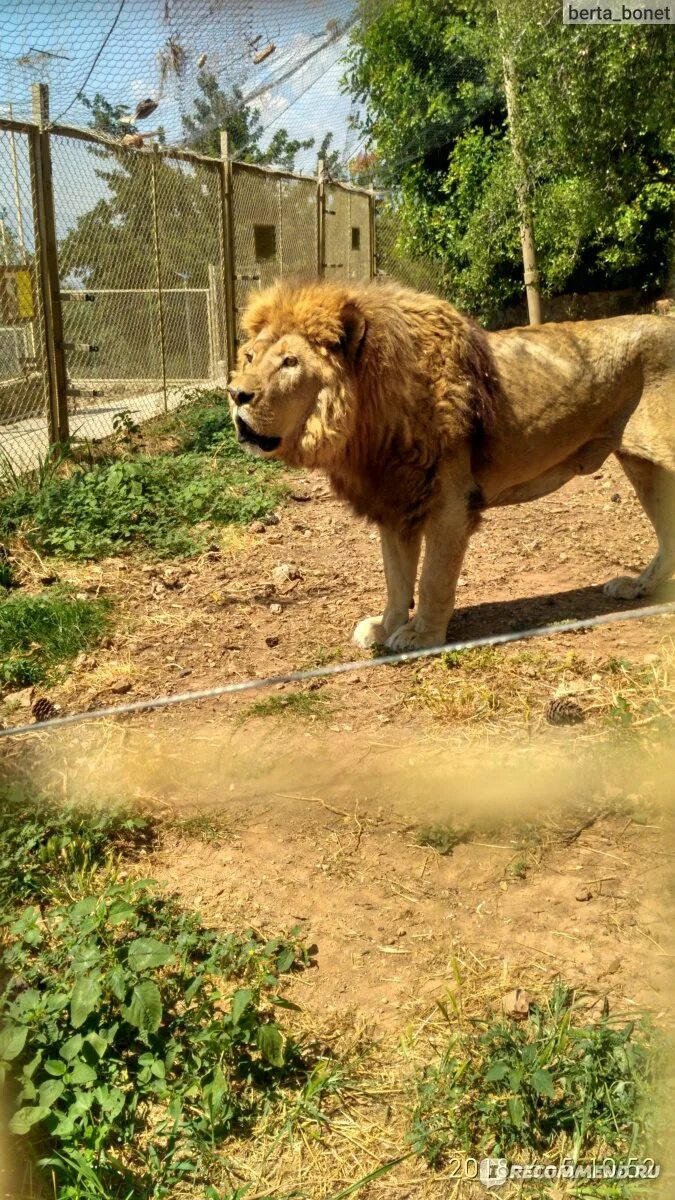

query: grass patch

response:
[243,688,330,721]
[409,642,675,734]
[410,983,657,1166]
[0,787,322,1200]
[0,587,111,690]
[0,392,286,561]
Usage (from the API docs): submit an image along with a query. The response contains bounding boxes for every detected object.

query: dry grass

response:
[407,638,675,737]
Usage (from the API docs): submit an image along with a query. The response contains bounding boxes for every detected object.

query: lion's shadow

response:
[447,582,674,642]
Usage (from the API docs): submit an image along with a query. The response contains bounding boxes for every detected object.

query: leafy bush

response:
[409,984,655,1165]
[0,587,110,689]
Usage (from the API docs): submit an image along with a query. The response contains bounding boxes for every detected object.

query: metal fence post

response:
[30,83,69,446]
[316,157,325,278]
[150,145,168,414]
[219,131,237,374]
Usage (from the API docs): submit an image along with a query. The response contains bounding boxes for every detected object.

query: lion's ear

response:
[339,300,367,364]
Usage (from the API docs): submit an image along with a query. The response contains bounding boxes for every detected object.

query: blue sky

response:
[0,0,362,170]
[0,1,365,248]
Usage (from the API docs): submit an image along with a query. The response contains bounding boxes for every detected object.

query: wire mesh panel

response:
[279,176,318,277]
[0,123,50,476]
[155,154,226,400]
[231,162,280,342]
[51,133,165,438]
[374,195,448,299]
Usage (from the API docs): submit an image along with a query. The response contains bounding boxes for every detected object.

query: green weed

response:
[415,824,468,856]
[0,790,316,1199]
[244,689,330,720]
[409,983,656,1166]
[0,787,153,909]
[0,587,111,690]
[0,395,285,561]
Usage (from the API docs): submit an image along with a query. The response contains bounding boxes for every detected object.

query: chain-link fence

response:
[0,119,51,475]
[0,87,374,476]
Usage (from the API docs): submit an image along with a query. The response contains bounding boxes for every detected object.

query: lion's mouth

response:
[235,414,282,453]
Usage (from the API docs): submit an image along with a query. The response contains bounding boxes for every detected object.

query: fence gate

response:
[0,116,52,477]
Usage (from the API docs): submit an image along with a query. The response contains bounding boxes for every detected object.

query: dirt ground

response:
[3,455,675,1196]
[11,453,673,729]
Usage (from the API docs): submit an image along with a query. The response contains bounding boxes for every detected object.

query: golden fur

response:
[228,279,675,650]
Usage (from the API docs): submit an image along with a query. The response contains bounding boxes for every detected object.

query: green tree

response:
[345,0,675,321]
[182,69,315,169]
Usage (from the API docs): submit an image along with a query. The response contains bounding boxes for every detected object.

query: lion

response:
[228,279,675,651]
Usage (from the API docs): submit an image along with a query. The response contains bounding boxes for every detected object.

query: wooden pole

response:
[30,83,69,444]
[497,13,542,326]
[219,131,237,374]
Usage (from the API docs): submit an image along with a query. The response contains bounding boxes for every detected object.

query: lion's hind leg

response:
[603,453,675,600]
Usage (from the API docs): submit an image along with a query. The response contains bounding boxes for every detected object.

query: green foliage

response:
[244,689,330,721]
[0,792,313,1199]
[347,0,675,319]
[0,588,110,689]
[0,397,285,560]
[415,824,467,856]
[410,984,656,1165]
[182,70,316,168]
[0,787,153,909]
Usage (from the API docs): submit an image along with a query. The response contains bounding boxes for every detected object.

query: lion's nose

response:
[227,386,256,406]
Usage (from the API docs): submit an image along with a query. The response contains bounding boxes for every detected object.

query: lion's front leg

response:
[352,526,422,649]
[385,479,471,652]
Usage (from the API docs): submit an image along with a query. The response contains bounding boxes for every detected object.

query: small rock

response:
[264,513,280,527]
[265,635,280,648]
[502,988,532,1021]
[251,522,266,533]
[271,563,303,586]
[13,687,34,709]
[177,667,192,678]
[110,680,132,695]
[575,885,593,902]
[611,492,621,503]
[269,602,283,615]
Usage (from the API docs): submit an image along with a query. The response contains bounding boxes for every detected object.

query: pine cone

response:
[545,696,584,726]
[32,697,58,723]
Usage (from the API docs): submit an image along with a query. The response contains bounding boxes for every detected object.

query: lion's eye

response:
[244,350,254,364]
[282,355,298,368]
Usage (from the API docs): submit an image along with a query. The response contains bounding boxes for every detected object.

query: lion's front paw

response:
[352,615,388,649]
[385,620,446,652]
[603,574,646,601]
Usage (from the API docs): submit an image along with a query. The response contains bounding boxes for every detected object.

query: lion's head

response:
[227,281,366,467]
